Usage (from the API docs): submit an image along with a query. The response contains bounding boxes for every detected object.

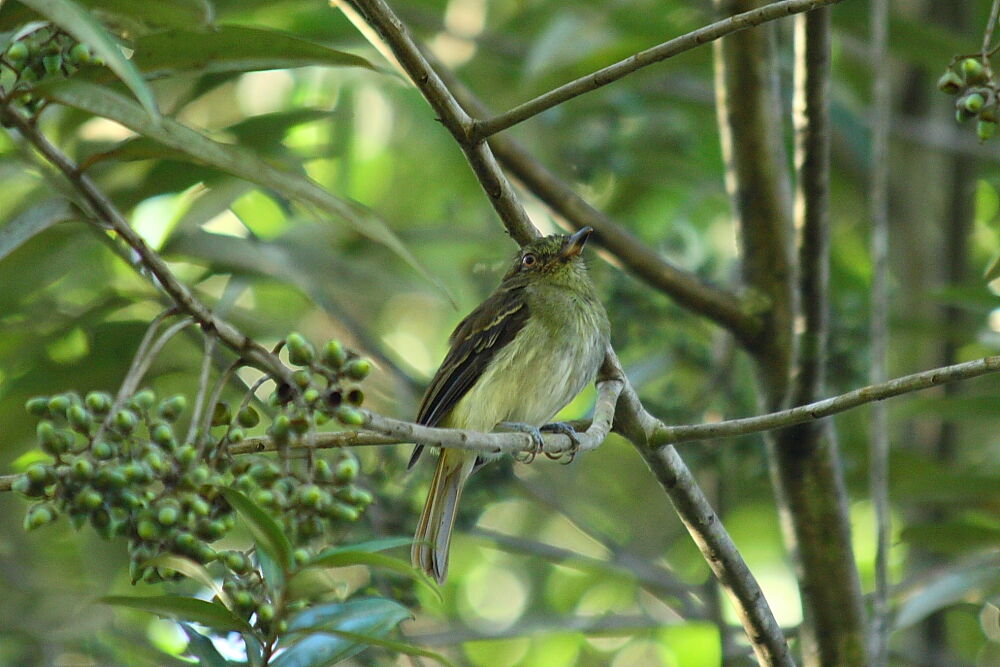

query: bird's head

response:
[501,227,595,288]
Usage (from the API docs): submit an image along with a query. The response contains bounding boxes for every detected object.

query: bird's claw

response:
[498,421,544,463]
[541,422,580,464]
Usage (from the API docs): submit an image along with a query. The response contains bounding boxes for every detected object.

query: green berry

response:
[937,69,964,95]
[211,402,232,427]
[257,603,275,623]
[234,591,254,609]
[270,414,291,443]
[314,459,333,483]
[227,427,245,443]
[12,475,38,497]
[68,43,90,64]
[26,463,53,485]
[47,395,71,418]
[303,388,320,405]
[137,519,160,540]
[25,396,50,416]
[322,340,347,369]
[286,333,314,366]
[77,488,103,511]
[963,91,986,113]
[291,369,311,388]
[71,457,94,480]
[339,485,373,507]
[293,548,310,567]
[24,503,57,530]
[334,405,364,427]
[42,53,61,75]
[961,58,988,84]
[237,407,260,428]
[157,506,179,526]
[5,41,28,65]
[325,502,360,521]
[150,422,175,448]
[175,444,197,467]
[158,395,187,421]
[296,484,323,509]
[978,118,997,141]
[223,551,249,574]
[344,358,371,381]
[189,496,211,517]
[113,409,138,434]
[84,391,112,414]
[333,456,358,483]
[67,404,92,433]
[132,389,156,411]
[251,489,275,508]
[91,441,114,460]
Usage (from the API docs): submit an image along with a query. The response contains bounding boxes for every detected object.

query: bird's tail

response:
[412,449,475,583]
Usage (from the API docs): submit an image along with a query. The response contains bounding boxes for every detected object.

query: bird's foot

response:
[497,421,544,463]
[541,422,580,464]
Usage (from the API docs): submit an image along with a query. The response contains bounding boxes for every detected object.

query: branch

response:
[473,0,847,140]
[0,103,294,387]
[653,354,1000,447]
[421,46,763,347]
[340,0,539,245]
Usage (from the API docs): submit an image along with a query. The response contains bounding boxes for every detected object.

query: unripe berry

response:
[113,409,138,434]
[132,389,156,411]
[251,489,275,508]
[157,506,179,526]
[5,41,28,65]
[223,551,250,574]
[72,457,94,480]
[47,395,71,418]
[211,402,232,427]
[150,422,175,448]
[322,340,347,369]
[286,332,315,366]
[85,391,112,414]
[333,456,358,483]
[325,502,360,521]
[24,503,57,530]
[314,459,333,483]
[158,395,187,421]
[296,484,323,509]
[257,603,275,623]
[175,444,197,467]
[937,69,964,95]
[77,488,103,511]
[291,369,311,388]
[25,396,50,416]
[270,414,291,443]
[92,441,114,459]
[68,42,91,64]
[344,358,371,381]
[137,519,160,540]
[26,462,53,485]
[234,590,254,609]
[237,407,260,428]
[293,548,310,567]
[961,58,988,84]
[978,119,997,142]
[334,405,364,426]
[227,427,245,443]
[963,91,986,113]
[67,404,92,433]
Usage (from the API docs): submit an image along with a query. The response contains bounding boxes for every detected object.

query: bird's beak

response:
[560,226,594,259]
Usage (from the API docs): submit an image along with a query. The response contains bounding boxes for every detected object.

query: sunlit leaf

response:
[283,628,454,667]
[304,549,440,602]
[100,595,251,633]
[17,0,159,119]
[219,487,292,573]
[0,199,76,262]
[144,553,232,609]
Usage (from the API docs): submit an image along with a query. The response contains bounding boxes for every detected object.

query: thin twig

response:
[983,0,1000,54]
[187,336,218,447]
[0,103,294,387]
[472,0,846,140]
[869,0,892,663]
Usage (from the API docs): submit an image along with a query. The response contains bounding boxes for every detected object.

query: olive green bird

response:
[410,227,610,583]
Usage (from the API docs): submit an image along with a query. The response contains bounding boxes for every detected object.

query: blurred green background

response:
[1,0,1000,665]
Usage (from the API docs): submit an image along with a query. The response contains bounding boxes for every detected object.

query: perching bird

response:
[410,227,610,583]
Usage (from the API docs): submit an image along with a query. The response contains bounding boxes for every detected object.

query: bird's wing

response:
[408,286,529,468]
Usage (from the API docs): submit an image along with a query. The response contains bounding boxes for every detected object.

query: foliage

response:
[0,0,999,665]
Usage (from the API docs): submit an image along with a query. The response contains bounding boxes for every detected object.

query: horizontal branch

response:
[651,354,1000,447]
[473,0,846,139]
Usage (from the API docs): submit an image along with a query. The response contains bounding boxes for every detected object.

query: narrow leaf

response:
[100,595,251,633]
[314,537,413,555]
[17,0,159,119]
[295,628,454,667]
[37,79,438,290]
[0,199,76,262]
[303,550,440,602]
[219,487,292,573]
[894,561,1000,629]
[145,553,232,609]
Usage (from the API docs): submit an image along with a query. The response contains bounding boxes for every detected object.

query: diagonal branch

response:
[0,103,294,387]
[472,0,847,140]
[419,39,763,346]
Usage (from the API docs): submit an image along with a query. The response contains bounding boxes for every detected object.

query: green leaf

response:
[893,559,1000,629]
[219,487,292,573]
[985,253,1000,282]
[0,199,76,262]
[284,629,454,667]
[131,26,375,79]
[36,79,437,289]
[17,0,159,119]
[77,0,211,29]
[303,550,440,602]
[100,595,251,633]
[179,624,232,667]
[315,537,414,554]
[144,553,233,609]
[273,598,412,667]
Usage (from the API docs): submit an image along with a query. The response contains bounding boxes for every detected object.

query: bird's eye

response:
[521,253,537,268]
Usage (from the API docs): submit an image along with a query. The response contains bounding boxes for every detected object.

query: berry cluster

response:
[1,24,97,110]
[939,57,999,141]
[12,333,374,612]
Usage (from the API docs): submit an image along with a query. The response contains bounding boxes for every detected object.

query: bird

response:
[410,226,610,583]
